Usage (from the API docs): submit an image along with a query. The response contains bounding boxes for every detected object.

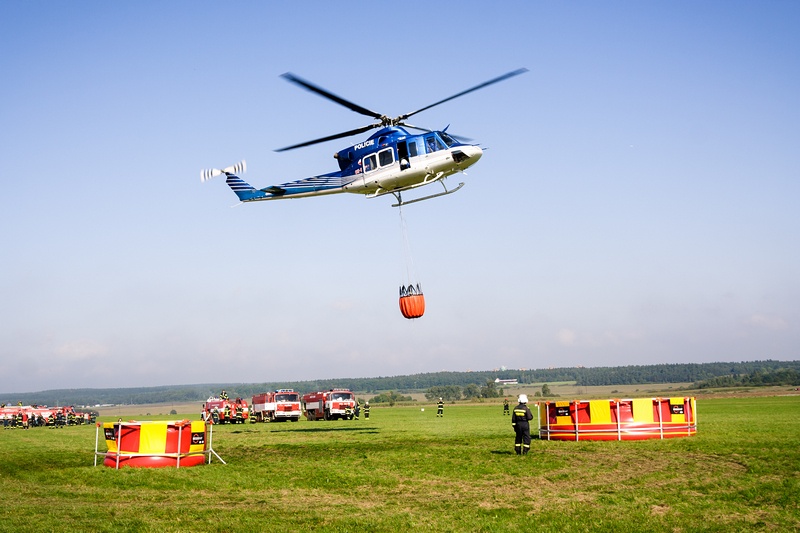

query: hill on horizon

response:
[2,360,798,407]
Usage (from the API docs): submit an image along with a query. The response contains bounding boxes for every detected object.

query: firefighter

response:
[223,404,231,424]
[220,390,229,400]
[364,402,370,420]
[503,398,510,415]
[511,394,534,455]
[354,402,360,420]
[437,398,444,417]
[47,412,56,428]
[235,403,244,424]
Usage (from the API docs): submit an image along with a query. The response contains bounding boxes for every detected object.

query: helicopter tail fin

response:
[225,174,263,201]
[201,160,266,201]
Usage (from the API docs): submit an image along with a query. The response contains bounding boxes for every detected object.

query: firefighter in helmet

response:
[511,394,534,455]
[364,401,370,420]
[437,397,444,417]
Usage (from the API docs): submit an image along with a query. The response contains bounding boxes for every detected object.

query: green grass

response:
[1,396,798,532]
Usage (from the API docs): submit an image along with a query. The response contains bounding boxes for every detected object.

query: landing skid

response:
[391,181,465,207]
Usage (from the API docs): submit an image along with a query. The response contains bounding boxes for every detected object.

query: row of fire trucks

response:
[202,389,358,424]
[0,404,93,428]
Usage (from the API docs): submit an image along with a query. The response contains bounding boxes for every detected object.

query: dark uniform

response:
[511,396,533,455]
[503,398,510,415]
[437,398,444,417]
[364,402,370,420]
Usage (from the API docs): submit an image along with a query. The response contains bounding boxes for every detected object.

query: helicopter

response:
[202,68,527,207]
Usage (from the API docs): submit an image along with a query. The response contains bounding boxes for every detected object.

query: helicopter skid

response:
[390,182,465,207]
[368,172,465,207]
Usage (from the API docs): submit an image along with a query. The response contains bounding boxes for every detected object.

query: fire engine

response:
[302,389,357,421]
[202,396,249,424]
[251,389,302,422]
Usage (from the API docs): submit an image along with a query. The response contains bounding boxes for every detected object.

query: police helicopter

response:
[202,68,527,207]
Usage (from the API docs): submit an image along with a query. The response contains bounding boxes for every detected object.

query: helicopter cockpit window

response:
[425,134,446,153]
[439,132,458,147]
[378,148,394,167]
[363,154,377,172]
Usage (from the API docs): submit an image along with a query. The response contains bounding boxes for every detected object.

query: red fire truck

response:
[251,389,302,422]
[302,389,356,421]
[202,396,249,424]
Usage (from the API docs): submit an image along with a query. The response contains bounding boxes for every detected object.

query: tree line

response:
[2,360,797,407]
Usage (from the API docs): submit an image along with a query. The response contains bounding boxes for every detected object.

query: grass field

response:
[1,394,798,532]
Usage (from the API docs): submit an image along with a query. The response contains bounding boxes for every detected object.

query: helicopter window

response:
[439,132,458,147]
[363,154,377,172]
[425,134,445,153]
[378,148,394,167]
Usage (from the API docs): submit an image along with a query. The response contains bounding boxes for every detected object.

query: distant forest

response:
[2,360,798,407]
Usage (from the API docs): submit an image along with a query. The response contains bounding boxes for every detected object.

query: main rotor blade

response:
[281,72,385,121]
[399,68,528,121]
[401,123,472,143]
[275,123,379,152]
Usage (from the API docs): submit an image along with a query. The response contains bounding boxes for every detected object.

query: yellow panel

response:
[103,422,118,452]
[589,400,612,424]
[189,421,207,453]
[555,401,573,425]
[669,397,686,423]
[139,423,168,454]
[632,398,655,423]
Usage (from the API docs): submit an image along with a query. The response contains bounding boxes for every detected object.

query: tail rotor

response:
[200,160,247,182]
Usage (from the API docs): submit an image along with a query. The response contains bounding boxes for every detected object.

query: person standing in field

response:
[364,402,370,420]
[511,394,533,455]
[437,398,444,417]
[503,398,509,415]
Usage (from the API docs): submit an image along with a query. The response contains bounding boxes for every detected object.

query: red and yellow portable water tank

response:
[100,420,208,468]
[538,397,697,441]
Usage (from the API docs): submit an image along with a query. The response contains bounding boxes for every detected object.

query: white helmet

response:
[518,394,528,404]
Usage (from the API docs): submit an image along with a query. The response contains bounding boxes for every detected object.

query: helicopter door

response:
[398,142,410,170]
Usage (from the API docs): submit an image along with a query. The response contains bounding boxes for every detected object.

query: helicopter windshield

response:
[439,132,459,147]
[424,134,446,153]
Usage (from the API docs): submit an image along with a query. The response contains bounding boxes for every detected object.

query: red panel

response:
[118,425,140,452]
[615,401,633,422]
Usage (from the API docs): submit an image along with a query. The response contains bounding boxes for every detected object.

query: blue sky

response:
[2,2,798,394]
